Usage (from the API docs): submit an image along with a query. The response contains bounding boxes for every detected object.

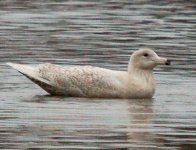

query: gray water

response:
[0,0,196,149]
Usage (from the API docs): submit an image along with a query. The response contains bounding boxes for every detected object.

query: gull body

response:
[7,48,170,99]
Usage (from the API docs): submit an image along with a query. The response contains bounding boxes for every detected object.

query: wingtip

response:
[6,62,17,68]
[6,62,11,64]
[6,62,24,70]
[6,62,13,66]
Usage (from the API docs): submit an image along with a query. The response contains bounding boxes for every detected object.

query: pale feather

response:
[6,48,169,98]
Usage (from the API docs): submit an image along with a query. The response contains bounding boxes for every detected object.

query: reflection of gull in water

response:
[7,48,170,98]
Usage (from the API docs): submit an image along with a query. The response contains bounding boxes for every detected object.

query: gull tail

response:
[6,63,55,95]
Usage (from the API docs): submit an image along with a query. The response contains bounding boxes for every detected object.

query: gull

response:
[7,48,170,99]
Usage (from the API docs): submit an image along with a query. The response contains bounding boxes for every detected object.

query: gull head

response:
[129,48,170,71]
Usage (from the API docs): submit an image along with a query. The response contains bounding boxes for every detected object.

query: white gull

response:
[7,48,170,99]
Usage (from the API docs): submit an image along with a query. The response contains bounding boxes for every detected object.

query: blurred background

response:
[0,0,196,149]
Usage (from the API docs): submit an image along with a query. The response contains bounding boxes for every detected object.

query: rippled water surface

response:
[0,0,196,149]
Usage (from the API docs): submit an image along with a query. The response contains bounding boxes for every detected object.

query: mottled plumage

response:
[7,48,170,99]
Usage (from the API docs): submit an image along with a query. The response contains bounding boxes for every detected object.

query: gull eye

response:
[143,53,149,57]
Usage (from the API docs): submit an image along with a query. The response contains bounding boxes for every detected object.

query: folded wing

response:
[38,63,118,97]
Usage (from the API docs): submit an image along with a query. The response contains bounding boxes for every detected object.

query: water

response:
[0,0,196,149]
